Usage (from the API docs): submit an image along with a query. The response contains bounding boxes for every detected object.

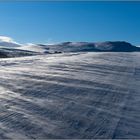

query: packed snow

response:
[0,52,140,139]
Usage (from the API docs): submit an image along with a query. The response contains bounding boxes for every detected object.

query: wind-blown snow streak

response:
[0,52,140,139]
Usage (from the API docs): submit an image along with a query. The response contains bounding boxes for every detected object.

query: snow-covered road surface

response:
[0,52,140,139]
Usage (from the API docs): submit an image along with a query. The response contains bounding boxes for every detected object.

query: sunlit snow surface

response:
[0,52,140,139]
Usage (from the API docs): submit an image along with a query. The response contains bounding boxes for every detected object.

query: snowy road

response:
[0,52,140,139]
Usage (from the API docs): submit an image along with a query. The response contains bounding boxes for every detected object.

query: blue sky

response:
[0,1,140,45]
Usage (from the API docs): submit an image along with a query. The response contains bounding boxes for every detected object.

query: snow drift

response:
[0,52,139,139]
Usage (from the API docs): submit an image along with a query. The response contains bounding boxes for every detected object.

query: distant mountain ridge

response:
[0,41,140,58]
[42,41,140,53]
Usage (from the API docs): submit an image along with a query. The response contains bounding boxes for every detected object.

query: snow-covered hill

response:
[0,36,21,48]
[46,41,140,53]
[19,41,140,54]
[0,41,21,48]
[19,44,50,53]
[0,41,140,58]
[0,37,38,58]
[0,47,38,58]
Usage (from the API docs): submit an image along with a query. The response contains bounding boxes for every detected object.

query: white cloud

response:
[0,36,57,47]
[0,36,21,45]
[0,36,14,42]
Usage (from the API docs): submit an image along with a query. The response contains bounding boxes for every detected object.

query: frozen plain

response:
[0,52,140,139]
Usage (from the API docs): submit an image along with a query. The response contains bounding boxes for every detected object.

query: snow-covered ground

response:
[0,52,140,139]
